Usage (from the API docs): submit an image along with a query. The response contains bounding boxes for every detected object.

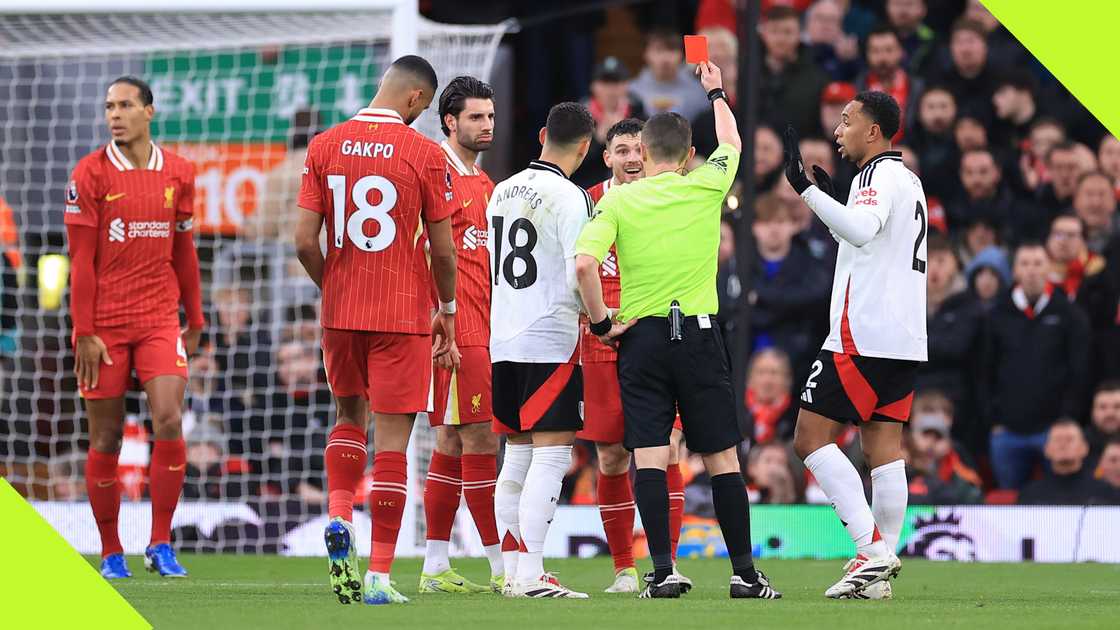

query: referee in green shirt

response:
[575,61,779,601]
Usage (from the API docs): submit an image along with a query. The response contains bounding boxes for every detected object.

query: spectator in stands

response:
[754,125,784,193]
[1072,172,1118,254]
[744,348,796,446]
[1087,382,1120,463]
[575,56,647,187]
[818,81,856,139]
[964,244,1011,311]
[758,5,829,138]
[748,194,831,379]
[986,242,1091,489]
[886,0,937,78]
[183,425,246,500]
[1019,420,1118,505]
[920,232,982,416]
[212,283,273,458]
[954,114,988,154]
[909,85,959,200]
[936,19,999,122]
[804,0,860,82]
[1097,135,1120,196]
[716,219,742,344]
[1046,214,1111,308]
[950,148,1043,243]
[905,397,983,505]
[630,28,708,121]
[990,70,1042,155]
[1018,118,1067,195]
[857,24,922,140]
[1037,141,1081,215]
[691,26,738,159]
[957,216,1000,270]
[1096,439,1120,493]
[963,0,1029,70]
[746,442,799,504]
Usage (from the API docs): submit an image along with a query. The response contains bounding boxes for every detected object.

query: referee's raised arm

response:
[572,61,781,600]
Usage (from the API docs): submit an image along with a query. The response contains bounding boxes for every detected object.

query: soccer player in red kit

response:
[419,76,504,594]
[579,119,691,593]
[294,55,458,606]
[65,76,205,580]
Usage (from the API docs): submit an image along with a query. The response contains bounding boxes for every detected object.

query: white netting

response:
[0,9,508,554]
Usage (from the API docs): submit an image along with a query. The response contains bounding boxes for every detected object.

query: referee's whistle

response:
[669,300,683,342]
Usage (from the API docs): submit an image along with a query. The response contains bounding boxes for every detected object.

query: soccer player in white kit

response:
[783,91,928,599]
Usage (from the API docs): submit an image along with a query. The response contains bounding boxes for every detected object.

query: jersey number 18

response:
[491,215,538,289]
[327,174,398,252]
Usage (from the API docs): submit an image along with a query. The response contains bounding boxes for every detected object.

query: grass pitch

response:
[90,555,1119,629]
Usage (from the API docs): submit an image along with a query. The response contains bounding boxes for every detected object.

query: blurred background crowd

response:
[2,0,1119,515]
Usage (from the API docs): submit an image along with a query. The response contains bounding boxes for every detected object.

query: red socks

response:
[149,439,186,546]
[86,449,123,558]
[325,423,368,521]
[369,451,407,573]
[461,453,499,546]
[597,471,636,571]
[667,463,685,561]
[423,451,461,542]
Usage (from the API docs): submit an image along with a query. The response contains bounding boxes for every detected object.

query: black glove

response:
[812,165,836,200]
[782,125,812,194]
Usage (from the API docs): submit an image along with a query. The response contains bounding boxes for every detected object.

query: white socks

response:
[483,543,503,578]
[495,443,532,579]
[422,540,450,575]
[871,459,907,552]
[804,444,888,558]
[515,445,572,583]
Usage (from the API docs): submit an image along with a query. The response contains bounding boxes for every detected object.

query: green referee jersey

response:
[575,142,740,320]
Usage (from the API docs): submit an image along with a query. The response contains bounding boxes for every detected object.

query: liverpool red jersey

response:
[581,177,623,363]
[298,108,456,334]
[64,141,195,329]
[440,141,495,348]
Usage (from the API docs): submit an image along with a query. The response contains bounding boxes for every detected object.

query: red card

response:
[684,35,709,64]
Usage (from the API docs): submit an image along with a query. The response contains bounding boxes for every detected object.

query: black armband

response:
[589,315,613,336]
[707,88,728,104]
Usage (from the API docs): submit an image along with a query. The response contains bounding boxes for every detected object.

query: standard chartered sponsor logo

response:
[128,221,171,239]
[462,224,487,250]
[108,218,126,242]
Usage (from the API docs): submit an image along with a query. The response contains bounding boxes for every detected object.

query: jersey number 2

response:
[491,215,538,289]
[912,201,927,274]
[327,174,397,252]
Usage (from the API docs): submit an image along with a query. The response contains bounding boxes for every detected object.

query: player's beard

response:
[460,130,492,153]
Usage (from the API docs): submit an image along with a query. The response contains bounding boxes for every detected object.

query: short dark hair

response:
[1046,140,1078,164]
[1049,212,1087,240]
[854,90,901,140]
[764,5,800,23]
[995,69,1038,98]
[866,24,901,47]
[926,230,953,257]
[438,75,494,137]
[951,17,988,40]
[1095,379,1120,397]
[605,118,644,146]
[1014,240,1049,262]
[390,54,438,92]
[545,102,594,146]
[646,28,682,52]
[109,75,153,106]
[641,112,692,163]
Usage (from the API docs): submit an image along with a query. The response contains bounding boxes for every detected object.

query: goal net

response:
[0,4,509,555]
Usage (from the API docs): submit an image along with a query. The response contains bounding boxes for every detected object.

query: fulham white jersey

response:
[810,150,928,361]
[487,160,594,363]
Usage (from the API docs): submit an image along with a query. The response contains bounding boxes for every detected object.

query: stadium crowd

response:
[3,0,1120,513]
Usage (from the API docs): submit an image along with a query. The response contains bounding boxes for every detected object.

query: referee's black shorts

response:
[616,315,743,454]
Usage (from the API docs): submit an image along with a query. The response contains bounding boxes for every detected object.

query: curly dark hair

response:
[854,90,901,140]
[438,75,494,137]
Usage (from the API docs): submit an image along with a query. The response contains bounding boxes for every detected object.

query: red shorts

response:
[322,328,432,414]
[77,325,188,400]
[429,345,492,427]
[576,361,683,444]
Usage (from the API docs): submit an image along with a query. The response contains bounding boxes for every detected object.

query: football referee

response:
[574,61,779,601]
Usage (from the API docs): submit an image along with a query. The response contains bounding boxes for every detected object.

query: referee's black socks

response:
[711,472,759,583]
[634,467,673,583]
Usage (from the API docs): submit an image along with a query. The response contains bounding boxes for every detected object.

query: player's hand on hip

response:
[181,327,203,357]
[696,61,723,92]
[431,312,456,360]
[597,318,637,350]
[782,124,812,194]
[75,334,113,390]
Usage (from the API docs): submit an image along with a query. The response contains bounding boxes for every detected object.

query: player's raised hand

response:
[695,61,723,93]
[812,165,837,200]
[75,334,113,390]
[782,125,812,194]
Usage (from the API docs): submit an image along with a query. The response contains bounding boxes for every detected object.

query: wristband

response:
[589,315,612,336]
[439,299,457,315]
[707,88,728,104]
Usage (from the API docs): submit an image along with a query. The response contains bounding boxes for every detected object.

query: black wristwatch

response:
[589,315,613,336]
[708,88,728,104]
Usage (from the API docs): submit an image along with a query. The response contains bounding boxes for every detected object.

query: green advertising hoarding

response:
[145,45,383,142]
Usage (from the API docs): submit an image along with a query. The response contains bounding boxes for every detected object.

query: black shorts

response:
[799,349,919,424]
[492,360,583,433]
[616,316,743,454]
